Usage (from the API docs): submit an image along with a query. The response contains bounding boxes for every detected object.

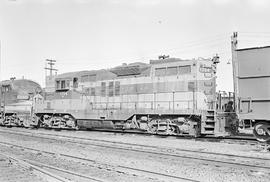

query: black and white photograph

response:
[0,0,269,181]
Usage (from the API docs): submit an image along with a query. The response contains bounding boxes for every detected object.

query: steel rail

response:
[0,124,257,141]
[0,141,198,182]
[0,129,270,172]
[23,158,106,182]
[0,128,267,162]
[0,153,70,182]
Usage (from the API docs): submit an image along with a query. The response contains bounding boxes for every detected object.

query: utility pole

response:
[0,40,1,82]
[44,59,58,93]
[45,59,58,77]
[0,40,2,113]
[0,40,4,115]
[231,32,238,112]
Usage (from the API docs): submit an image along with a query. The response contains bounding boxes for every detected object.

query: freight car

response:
[231,32,270,142]
[0,79,42,127]
[30,55,231,137]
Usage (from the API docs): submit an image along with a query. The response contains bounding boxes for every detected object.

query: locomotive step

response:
[203,125,215,128]
[202,131,215,134]
[205,120,215,123]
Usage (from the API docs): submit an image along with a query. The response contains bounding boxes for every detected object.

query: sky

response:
[1,0,270,91]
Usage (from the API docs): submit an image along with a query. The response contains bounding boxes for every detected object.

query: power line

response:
[46,33,233,70]
[144,34,230,56]
[239,31,270,35]
[54,40,230,65]
[0,40,1,82]
[45,59,58,77]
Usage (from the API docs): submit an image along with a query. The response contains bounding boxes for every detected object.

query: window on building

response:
[155,67,166,76]
[73,78,78,88]
[89,74,96,82]
[61,80,66,89]
[66,80,70,88]
[101,82,106,97]
[81,74,96,82]
[167,67,178,75]
[179,65,191,74]
[81,75,89,82]
[115,81,120,96]
[56,80,60,89]
[90,87,95,96]
[2,86,11,93]
[109,81,114,97]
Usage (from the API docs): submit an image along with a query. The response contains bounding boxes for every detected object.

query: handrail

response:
[238,97,252,113]
[89,100,195,111]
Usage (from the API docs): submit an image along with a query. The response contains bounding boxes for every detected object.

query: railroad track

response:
[0,128,270,171]
[81,127,256,141]
[0,152,106,182]
[0,125,257,141]
[67,127,257,142]
[0,141,198,182]
[0,127,260,149]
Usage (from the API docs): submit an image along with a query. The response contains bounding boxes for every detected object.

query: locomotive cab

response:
[0,79,42,127]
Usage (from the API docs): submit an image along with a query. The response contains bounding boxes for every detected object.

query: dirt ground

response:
[0,127,269,182]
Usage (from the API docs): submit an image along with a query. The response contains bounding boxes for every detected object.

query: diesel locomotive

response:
[30,55,228,137]
[1,56,228,137]
[0,79,42,127]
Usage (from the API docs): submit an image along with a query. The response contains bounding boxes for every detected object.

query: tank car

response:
[33,56,229,137]
[0,78,42,127]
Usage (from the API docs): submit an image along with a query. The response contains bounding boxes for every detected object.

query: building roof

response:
[56,70,98,79]
[0,79,42,102]
[0,79,41,91]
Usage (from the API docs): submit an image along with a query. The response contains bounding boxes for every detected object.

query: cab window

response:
[90,88,95,96]
[109,82,114,97]
[115,81,120,96]
[155,67,166,76]
[167,67,178,75]
[101,82,106,97]
[179,65,191,74]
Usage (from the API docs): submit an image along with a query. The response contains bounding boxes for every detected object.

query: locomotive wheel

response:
[253,122,270,142]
